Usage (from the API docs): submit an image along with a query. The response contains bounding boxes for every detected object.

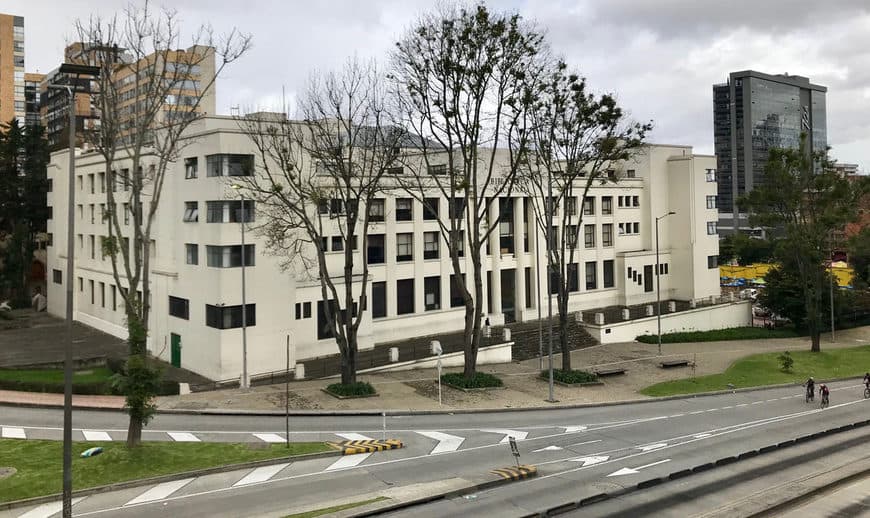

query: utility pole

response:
[232,184,249,389]
[655,212,676,356]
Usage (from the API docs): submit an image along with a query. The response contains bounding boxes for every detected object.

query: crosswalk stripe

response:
[233,463,290,486]
[336,433,373,441]
[82,430,112,441]
[167,432,200,442]
[325,452,372,471]
[1,426,25,439]
[253,433,285,443]
[124,478,195,506]
[18,498,85,518]
[417,431,464,454]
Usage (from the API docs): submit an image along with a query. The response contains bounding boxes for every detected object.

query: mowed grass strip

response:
[284,497,390,518]
[641,345,870,397]
[0,367,115,384]
[0,439,331,503]
[636,326,800,344]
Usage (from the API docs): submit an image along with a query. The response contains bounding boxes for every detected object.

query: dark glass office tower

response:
[713,71,827,234]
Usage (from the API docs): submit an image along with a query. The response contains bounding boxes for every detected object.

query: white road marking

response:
[706,409,717,412]
[167,432,200,442]
[18,498,85,518]
[564,425,588,433]
[325,453,372,471]
[125,478,195,506]
[569,455,609,467]
[417,431,464,454]
[253,433,285,443]
[722,406,734,409]
[336,433,373,441]
[607,458,671,477]
[669,414,685,418]
[480,429,529,443]
[1,426,25,439]
[82,430,112,441]
[233,463,290,486]
[533,445,563,452]
[736,404,749,407]
[693,433,713,439]
[637,443,667,452]
[689,410,705,415]
[751,401,764,405]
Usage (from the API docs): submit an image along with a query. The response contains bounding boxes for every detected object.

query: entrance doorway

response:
[501,269,516,323]
[170,333,182,368]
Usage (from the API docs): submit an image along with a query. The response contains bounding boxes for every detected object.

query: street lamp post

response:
[546,167,555,403]
[655,211,676,357]
[48,62,100,518]
[231,184,249,389]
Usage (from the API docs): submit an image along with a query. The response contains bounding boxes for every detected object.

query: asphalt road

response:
[3,380,870,518]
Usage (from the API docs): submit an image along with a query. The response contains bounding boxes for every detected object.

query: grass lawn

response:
[284,497,390,518]
[636,326,801,344]
[0,367,115,384]
[641,345,870,397]
[0,439,332,503]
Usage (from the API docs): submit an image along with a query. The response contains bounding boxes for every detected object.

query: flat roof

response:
[728,70,827,92]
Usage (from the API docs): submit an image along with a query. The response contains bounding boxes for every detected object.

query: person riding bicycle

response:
[805,377,815,398]
[864,372,870,389]
[819,384,830,404]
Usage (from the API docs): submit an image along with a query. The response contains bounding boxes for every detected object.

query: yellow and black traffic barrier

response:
[328,439,404,455]
[490,464,538,480]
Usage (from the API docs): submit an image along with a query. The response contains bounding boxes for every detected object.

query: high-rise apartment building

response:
[23,72,44,127]
[0,14,26,124]
[713,70,827,234]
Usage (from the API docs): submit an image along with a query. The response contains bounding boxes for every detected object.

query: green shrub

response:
[326,381,376,397]
[545,369,599,384]
[441,372,503,389]
[636,326,800,344]
[778,351,794,372]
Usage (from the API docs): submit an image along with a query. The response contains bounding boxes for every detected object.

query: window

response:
[186,244,198,265]
[644,264,654,292]
[583,197,595,216]
[632,196,639,207]
[123,203,130,225]
[626,169,636,178]
[369,199,385,222]
[79,277,83,292]
[585,261,597,290]
[206,154,254,177]
[451,230,465,257]
[423,198,439,220]
[564,196,576,216]
[602,224,613,247]
[396,198,413,221]
[122,169,130,191]
[372,282,387,318]
[396,279,415,315]
[100,282,105,307]
[205,304,256,329]
[707,221,718,235]
[707,255,718,269]
[396,233,413,262]
[47,233,53,247]
[88,174,94,194]
[362,234,383,265]
[111,285,117,311]
[48,179,53,192]
[205,245,255,267]
[567,263,579,292]
[424,232,439,259]
[706,195,718,209]
[89,235,95,259]
[449,198,465,220]
[603,260,614,288]
[53,269,62,284]
[183,201,198,222]
[618,223,625,235]
[384,166,403,175]
[450,274,466,308]
[331,236,343,252]
[98,173,105,193]
[424,276,441,311]
[428,164,447,175]
[584,225,595,248]
[633,222,640,234]
[169,296,190,320]
[185,157,198,179]
[206,201,255,223]
[706,168,716,182]
[602,196,613,215]
[316,300,338,340]
[295,302,312,319]
[90,205,95,224]
[89,280,95,304]
[329,199,344,216]
[617,196,624,208]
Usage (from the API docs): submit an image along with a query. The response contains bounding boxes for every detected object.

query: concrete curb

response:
[523,417,870,517]
[0,449,341,512]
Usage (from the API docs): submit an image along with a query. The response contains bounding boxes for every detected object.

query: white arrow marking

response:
[417,431,464,454]
[233,463,290,486]
[564,426,588,433]
[18,498,85,518]
[1,426,25,439]
[325,452,372,471]
[693,433,712,439]
[570,455,610,466]
[637,443,667,452]
[607,458,671,477]
[253,433,285,443]
[336,433,373,441]
[125,478,195,505]
[481,429,529,443]
[533,445,564,452]
[168,432,200,442]
[82,430,112,441]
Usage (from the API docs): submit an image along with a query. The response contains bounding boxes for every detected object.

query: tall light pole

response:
[546,167,555,403]
[655,211,676,357]
[48,62,100,518]
[231,184,249,389]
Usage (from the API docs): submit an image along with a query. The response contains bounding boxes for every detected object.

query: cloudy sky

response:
[7,0,870,169]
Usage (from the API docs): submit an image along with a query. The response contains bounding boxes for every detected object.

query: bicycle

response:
[864,384,870,399]
[805,386,815,403]
[820,393,830,409]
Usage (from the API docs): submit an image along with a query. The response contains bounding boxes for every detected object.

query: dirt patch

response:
[404,379,501,405]
[0,467,16,480]
[263,390,321,410]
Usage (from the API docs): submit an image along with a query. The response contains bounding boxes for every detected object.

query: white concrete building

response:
[46,116,721,381]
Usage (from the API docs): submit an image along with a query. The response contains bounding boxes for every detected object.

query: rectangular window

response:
[633,222,640,234]
[428,164,447,175]
[707,221,718,235]
[205,200,255,223]
[89,235,95,259]
[47,233,53,246]
[632,196,639,207]
[644,264,654,292]
[602,224,613,247]
[111,285,117,311]
[618,196,623,208]
[186,244,198,265]
[169,296,190,320]
[304,302,311,318]
[423,198,439,220]
[295,303,301,319]
[205,245,255,267]
[602,196,613,215]
[603,260,614,288]
[707,255,718,269]
[79,277,83,292]
[100,282,105,307]
[583,197,595,216]
[396,198,413,221]
[329,199,343,216]
[369,199,385,222]
[185,157,198,179]
[626,169,636,178]
[525,267,532,309]
[706,195,717,209]
[90,204,95,224]
[396,279,415,315]
[450,274,466,308]
[449,198,465,220]
[584,224,595,248]
[88,174,94,194]
[316,300,338,340]
[706,168,716,182]
[372,281,387,318]
[368,234,385,264]
[585,261,597,290]
[206,154,254,177]
[565,196,576,216]
[98,173,105,193]
[396,233,413,262]
[53,269,62,284]
[567,263,579,292]
[89,280,95,304]
[384,166,403,175]
[183,201,198,222]
[424,231,439,259]
[331,236,343,252]
[451,230,465,257]
[205,304,256,329]
[124,203,130,225]
[424,276,441,311]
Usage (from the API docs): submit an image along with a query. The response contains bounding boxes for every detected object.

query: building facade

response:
[23,72,44,127]
[713,70,827,235]
[0,13,25,124]
[47,116,721,381]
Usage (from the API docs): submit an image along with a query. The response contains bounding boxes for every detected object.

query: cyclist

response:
[819,384,830,407]
[805,376,815,401]
[864,372,870,389]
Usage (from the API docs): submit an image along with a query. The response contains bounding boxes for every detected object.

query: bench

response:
[660,359,692,369]
[594,367,626,377]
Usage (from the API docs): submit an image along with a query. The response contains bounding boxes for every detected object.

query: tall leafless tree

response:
[75,1,250,446]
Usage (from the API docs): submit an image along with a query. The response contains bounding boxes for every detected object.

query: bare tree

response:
[236,59,402,386]
[520,62,651,372]
[75,1,250,446]
[390,4,546,380]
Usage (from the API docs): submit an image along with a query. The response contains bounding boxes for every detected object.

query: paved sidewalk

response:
[0,389,124,409]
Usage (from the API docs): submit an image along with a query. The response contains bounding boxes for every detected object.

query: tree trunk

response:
[126,414,142,448]
[463,301,477,379]
[558,299,571,372]
[342,333,358,385]
[126,310,147,447]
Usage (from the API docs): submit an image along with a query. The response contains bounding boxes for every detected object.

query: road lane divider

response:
[328,439,403,455]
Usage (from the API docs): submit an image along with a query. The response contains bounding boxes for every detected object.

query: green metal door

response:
[170,333,181,368]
